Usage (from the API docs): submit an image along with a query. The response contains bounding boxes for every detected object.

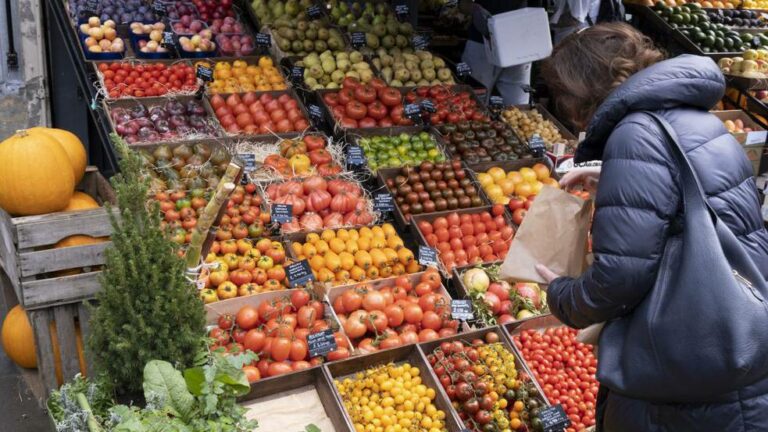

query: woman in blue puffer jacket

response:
[538,23,768,430]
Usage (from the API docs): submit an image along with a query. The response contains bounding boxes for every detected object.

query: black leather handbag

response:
[597,112,768,402]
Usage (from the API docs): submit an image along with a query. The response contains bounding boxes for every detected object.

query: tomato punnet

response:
[208,289,346,383]
[514,327,599,430]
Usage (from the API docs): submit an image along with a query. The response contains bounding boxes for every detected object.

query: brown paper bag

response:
[500,186,592,283]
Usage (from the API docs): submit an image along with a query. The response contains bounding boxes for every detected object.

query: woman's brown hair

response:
[542,23,665,130]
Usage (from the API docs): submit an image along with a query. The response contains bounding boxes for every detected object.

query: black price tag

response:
[308,103,324,122]
[81,0,99,16]
[456,62,472,77]
[307,329,337,358]
[420,99,436,113]
[153,2,167,17]
[404,103,422,123]
[528,133,546,156]
[307,4,322,20]
[395,4,409,21]
[419,245,439,267]
[162,31,175,48]
[291,65,305,83]
[489,95,504,109]
[196,65,213,82]
[539,405,571,432]
[451,299,474,320]
[346,145,365,166]
[271,203,293,223]
[237,153,257,172]
[286,259,316,287]
[255,33,271,47]
[373,192,394,212]
[411,34,429,50]
[350,32,366,49]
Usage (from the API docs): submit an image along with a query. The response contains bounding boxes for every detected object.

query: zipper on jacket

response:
[733,269,764,302]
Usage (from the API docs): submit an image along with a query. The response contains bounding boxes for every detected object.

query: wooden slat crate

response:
[0,167,116,311]
[0,167,115,399]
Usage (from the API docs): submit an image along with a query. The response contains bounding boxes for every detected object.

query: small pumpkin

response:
[0,130,75,216]
[54,235,109,276]
[63,191,100,212]
[1,305,36,369]
[29,127,87,184]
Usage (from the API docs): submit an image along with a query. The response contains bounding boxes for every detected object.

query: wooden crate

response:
[324,344,465,431]
[0,167,115,311]
[0,167,115,399]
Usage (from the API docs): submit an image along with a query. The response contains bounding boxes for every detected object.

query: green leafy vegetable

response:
[143,360,195,422]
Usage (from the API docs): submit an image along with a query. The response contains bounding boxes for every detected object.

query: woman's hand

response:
[559,166,601,190]
[536,264,561,283]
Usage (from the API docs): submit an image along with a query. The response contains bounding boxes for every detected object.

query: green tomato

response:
[427,148,440,158]
[419,131,430,141]
[399,133,411,142]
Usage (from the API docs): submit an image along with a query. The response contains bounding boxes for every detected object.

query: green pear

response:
[422,68,436,81]
[331,69,345,83]
[317,28,329,41]
[326,82,339,89]
[319,75,331,86]
[304,76,318,88]
[372,58,382,69]
[322,59,337,74]
[391,79,403,87]
[437,68,452,81]
[381,67,393,82]
[433,57,446,68]
[417,79,429,86]
[415,50,432,61]
[308,64,324,79]
[398,22,413,35]
[349,51,363,63]
[328,37,343,51]
[382,35,395,49]
[305,28,317,40]
[345,70,361,79]
[291,40,304,53]
[366,33,380,49]
[277,37,291,52]
[303,39,314,52]
[394,68,410,82]
[337,58,351,72]
[360,69,373,82]
[421,59,434,70]
[410,69,422,81]
[314,40,327,52]
[303,53,319,66]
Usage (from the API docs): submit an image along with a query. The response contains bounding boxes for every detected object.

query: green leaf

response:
[143,360,195,422]
[305,424,322,432]
[183,367,206,397]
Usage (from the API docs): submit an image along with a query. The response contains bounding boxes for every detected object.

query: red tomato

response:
[270,337,292,362]
[235,306,259,330]
[267,362,293,377]
[345,101,367,120]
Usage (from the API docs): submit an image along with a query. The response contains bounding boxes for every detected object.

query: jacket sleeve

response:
[547,117,681,329]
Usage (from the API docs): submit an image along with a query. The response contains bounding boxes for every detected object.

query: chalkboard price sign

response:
[539,405,571,432]
[307,329,337,357]
[350,32,366,49]
[451,300,474,321]
[286,259,316,288]
[255,32,272,47]
[419,246,438,267]
[271,204,293,223]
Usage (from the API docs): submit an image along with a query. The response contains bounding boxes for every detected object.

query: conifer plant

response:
[89,134,205,394]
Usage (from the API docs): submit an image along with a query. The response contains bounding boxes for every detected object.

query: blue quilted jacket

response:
[547,55,768,431]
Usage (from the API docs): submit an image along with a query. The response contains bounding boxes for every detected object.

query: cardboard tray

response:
[324,272,452,352]
[206,54,291,94]
[465,157,556,225]
[376,163,491,229]
[346,125,451,175]
[502,313,593,407]
[418,325,551,424]
[103,95,224,144]
[711,109,768,145]
[205,88,311,139]
[409,206,514,275]
[238,366,351,432]
[324,344,465,431]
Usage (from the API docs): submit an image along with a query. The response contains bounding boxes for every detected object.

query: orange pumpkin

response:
[1,305,36,368]
[54,235,109,276]
[29,127,87,184]
[0,130,75,215]
[63,191,100,211]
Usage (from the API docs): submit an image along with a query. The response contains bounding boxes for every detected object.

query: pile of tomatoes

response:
[157,183,268,246]
[209,91,310,135]
[404,85,489,125]
[416,206,514,272]
[98,62,197,99]
[513,327,598,431]
[332,269,458,353]
[322,77,410,129]
[265,176,375,232]
[200,237,289,303]
[210,289,351,382]
[427,331,548,432]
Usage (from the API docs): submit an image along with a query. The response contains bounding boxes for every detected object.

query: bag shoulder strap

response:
[642,111,715,218]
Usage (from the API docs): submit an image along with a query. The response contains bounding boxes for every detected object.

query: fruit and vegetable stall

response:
[0,1,766,432]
